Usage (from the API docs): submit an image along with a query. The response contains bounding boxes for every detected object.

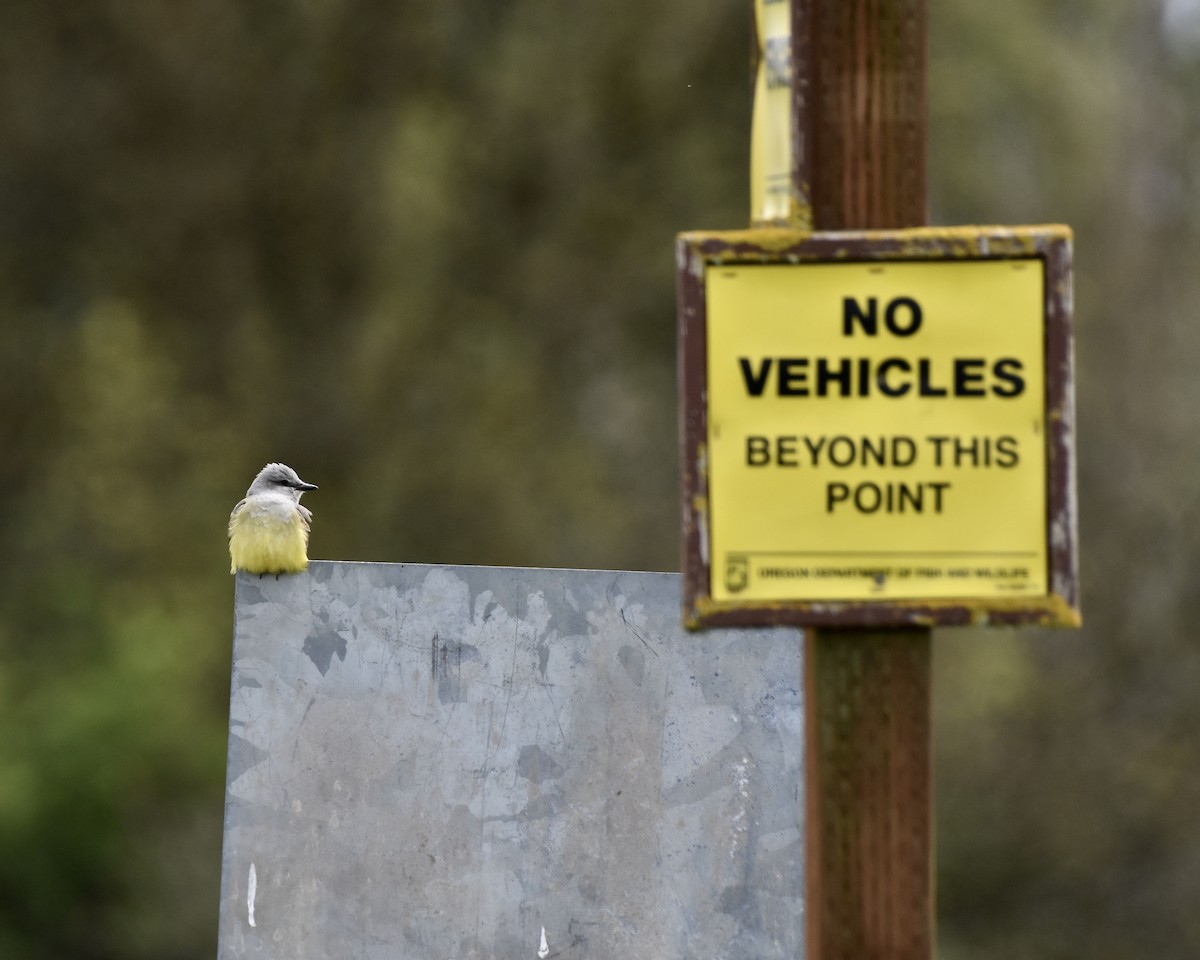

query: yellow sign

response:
[706,258,1047,602]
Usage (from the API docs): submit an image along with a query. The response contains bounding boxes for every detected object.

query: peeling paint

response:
[247,863,257,928]
[696,508,709,568]
[677,224,1071,265]
[677,224,1080,630]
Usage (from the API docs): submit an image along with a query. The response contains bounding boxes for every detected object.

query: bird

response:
[228,463,318,575]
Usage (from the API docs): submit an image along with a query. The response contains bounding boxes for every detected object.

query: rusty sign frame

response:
[677,224,1079,630]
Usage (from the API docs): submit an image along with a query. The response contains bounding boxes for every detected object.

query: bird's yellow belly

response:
[229,508,309,574]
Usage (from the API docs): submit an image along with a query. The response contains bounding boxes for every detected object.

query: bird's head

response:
[247,462,318,501]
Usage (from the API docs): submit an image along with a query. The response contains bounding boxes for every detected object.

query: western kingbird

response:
[228,463,318,575]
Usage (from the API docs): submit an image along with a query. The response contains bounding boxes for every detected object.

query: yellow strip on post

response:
[750,0,795,225]
[706,258,1047,602]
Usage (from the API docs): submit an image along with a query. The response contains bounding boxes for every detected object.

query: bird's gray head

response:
[246,462,318,501]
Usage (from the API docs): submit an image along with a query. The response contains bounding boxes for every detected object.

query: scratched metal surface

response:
[217,561,804,960]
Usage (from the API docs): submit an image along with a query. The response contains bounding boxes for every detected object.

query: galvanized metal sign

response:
[678,226,1080,629]
[218,562,804,959]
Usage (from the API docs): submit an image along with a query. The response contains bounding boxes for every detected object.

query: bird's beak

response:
[297,480,318,491]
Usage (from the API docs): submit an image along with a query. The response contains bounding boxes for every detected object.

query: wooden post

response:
[793,3,933,959]
[806,629,932,960]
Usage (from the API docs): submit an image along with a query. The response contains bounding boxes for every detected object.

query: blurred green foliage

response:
[0,1,1198,958]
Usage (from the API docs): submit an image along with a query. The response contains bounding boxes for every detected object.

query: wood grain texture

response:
[798,2,933,958]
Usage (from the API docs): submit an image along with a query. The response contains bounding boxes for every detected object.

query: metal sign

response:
[678,226,1080,629]
[219,562,804,958]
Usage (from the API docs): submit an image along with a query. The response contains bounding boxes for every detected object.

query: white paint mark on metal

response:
[730,757,752,859]
[538,926,549,958]
[247,863,258,927]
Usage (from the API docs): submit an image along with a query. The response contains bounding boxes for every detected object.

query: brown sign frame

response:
[678,225,1079,630]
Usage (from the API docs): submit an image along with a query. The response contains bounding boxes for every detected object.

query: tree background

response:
[1,1,1198,957]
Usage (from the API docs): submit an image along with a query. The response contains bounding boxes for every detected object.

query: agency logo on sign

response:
[724,555,750,594]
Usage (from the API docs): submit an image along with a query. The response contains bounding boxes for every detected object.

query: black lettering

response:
[803,435,826,465]
[893,436,918,467]
[857,357,872,396]
[927,436,950,466]
[778,358,809,395]
[825,480,951,513]
[746,436,770,466]
[954,436,982,467]
[816,357,852,397]
[884,297,923,336]
[995,435,1019,467]
[855,482,883,513]
[777,436,798,467]
[898,484,924,512]
[826,482,850,512]
[738,358,773,397]
[954,358,987,397]
[918,358,948,397]
[828,436,856,467]
[877,358,912,397]
[843,297,878,335]
[992,358,1025,397]
[861,436,886,467]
